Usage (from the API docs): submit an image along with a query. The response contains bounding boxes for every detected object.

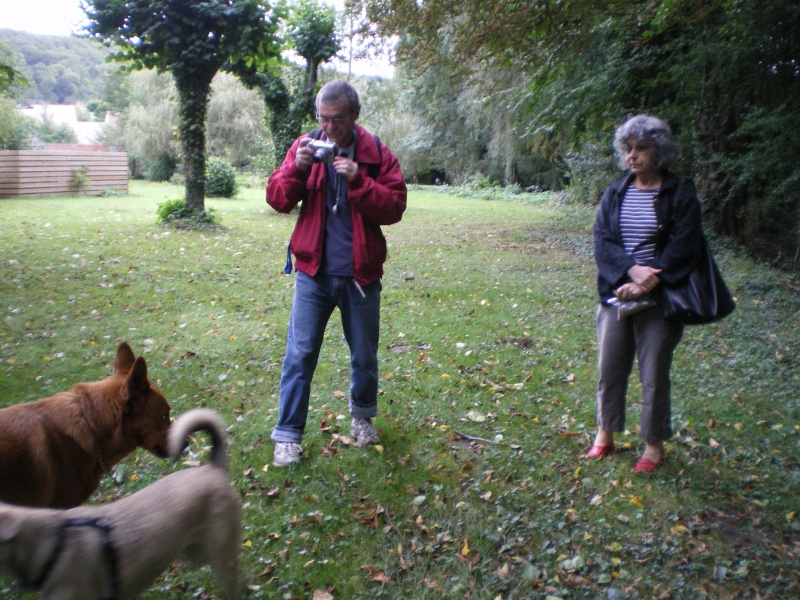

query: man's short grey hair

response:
[316,80,360,114]
[613,114,678,171]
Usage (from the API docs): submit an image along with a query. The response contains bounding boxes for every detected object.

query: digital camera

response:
[308,140,339,163]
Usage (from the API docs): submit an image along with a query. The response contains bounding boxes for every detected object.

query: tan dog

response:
[0,342,171,508]
[0,408,241,600]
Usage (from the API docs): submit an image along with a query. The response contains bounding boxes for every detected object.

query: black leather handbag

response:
[660,235,735,325]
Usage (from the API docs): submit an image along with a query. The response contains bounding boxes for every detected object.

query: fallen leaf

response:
[331,433,356,446]
[466,410,486,422]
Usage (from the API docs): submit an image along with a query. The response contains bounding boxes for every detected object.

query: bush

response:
[205,156,238,198]
[144,154,176,182]
[156,198,221,230]
[0,97,32,150]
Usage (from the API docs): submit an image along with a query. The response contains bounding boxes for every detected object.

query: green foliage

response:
[205,156,238,198]
[0,38,26,94]
[30,112,78,144]
[205,72,269,167]
[563,141,618,204]
[0,182,798,599]
[0,96,32,150]
[235,0,340,163]
[84,0,284,212]
[85,99,110,120]
[155,197,220,230]
[68,165,90,193]
[0,30,111,103]
[248,136,277,176]
[352,0,800,261]
[287,0,340,68]
[120,70,179,176]
[144,154,176,183]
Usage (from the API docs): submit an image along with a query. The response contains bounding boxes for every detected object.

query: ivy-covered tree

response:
[236,0,339,161]
[82,0,283,213]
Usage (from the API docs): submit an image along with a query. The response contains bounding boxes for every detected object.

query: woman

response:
[588,114,703,472]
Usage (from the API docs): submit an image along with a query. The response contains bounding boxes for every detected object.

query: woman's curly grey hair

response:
[613,114,678,172]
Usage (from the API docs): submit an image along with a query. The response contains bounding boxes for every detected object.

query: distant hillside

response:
[0,29,113,104]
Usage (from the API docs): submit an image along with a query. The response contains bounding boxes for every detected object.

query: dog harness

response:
[25,517,120,600]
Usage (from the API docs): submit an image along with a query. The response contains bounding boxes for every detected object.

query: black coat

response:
[592,172,704,302]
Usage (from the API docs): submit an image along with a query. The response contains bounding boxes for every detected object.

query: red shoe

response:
[586,443,614,458]
[633,457,660,473]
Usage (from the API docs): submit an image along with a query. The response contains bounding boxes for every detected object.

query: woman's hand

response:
[627,264,662,294]
[615,282,646,300]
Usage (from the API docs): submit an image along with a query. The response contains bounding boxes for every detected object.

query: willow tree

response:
[83,0,283,213]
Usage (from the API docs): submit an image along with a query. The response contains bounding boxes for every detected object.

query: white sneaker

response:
[273,442,303,467]
[351,418,380,447]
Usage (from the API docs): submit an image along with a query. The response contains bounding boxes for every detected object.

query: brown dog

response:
[0,343,171,508]
[0,408,241,600]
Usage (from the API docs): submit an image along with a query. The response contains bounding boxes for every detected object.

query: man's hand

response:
[295,137,315,172]
[333,156,360,183]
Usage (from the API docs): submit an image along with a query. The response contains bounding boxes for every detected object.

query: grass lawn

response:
[1,180,798,599]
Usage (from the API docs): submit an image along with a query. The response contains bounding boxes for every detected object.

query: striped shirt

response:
[620,186,659,264]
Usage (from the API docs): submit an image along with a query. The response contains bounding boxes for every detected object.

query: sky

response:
[0,0,392,76]
[1,0,88,36]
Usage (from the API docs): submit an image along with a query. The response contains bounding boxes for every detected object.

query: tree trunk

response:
[175,75,212,213]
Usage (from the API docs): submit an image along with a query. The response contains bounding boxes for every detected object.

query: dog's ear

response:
[123,357,151,409]
[114,342,136,375]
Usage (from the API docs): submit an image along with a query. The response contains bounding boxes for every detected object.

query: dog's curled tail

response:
[168,408,229,471]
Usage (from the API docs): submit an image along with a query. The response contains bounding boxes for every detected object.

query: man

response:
[266,80,407,467]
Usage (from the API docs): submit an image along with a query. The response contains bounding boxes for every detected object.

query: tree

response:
[83,0,284,213]
[236,0,340,162]
[121,70,180,180]
[0,39,32,150]
[115,70,269,180]
[206,73,268,167]
[351,0,800,260]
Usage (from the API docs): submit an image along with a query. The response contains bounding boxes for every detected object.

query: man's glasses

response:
[316,114,347,126]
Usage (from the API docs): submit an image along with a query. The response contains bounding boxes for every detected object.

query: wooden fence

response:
[0,150,129,198]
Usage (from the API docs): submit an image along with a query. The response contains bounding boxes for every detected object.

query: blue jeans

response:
[271,271,382,444]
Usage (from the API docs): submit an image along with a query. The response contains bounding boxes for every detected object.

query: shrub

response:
[144,154,176,182]
[205,156,238,198]
[156,198,221,230]
[69,165,90,194]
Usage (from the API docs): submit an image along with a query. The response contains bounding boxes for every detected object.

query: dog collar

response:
[81,411,122,486]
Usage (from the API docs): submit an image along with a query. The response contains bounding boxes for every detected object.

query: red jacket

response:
[266,124,407,285]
